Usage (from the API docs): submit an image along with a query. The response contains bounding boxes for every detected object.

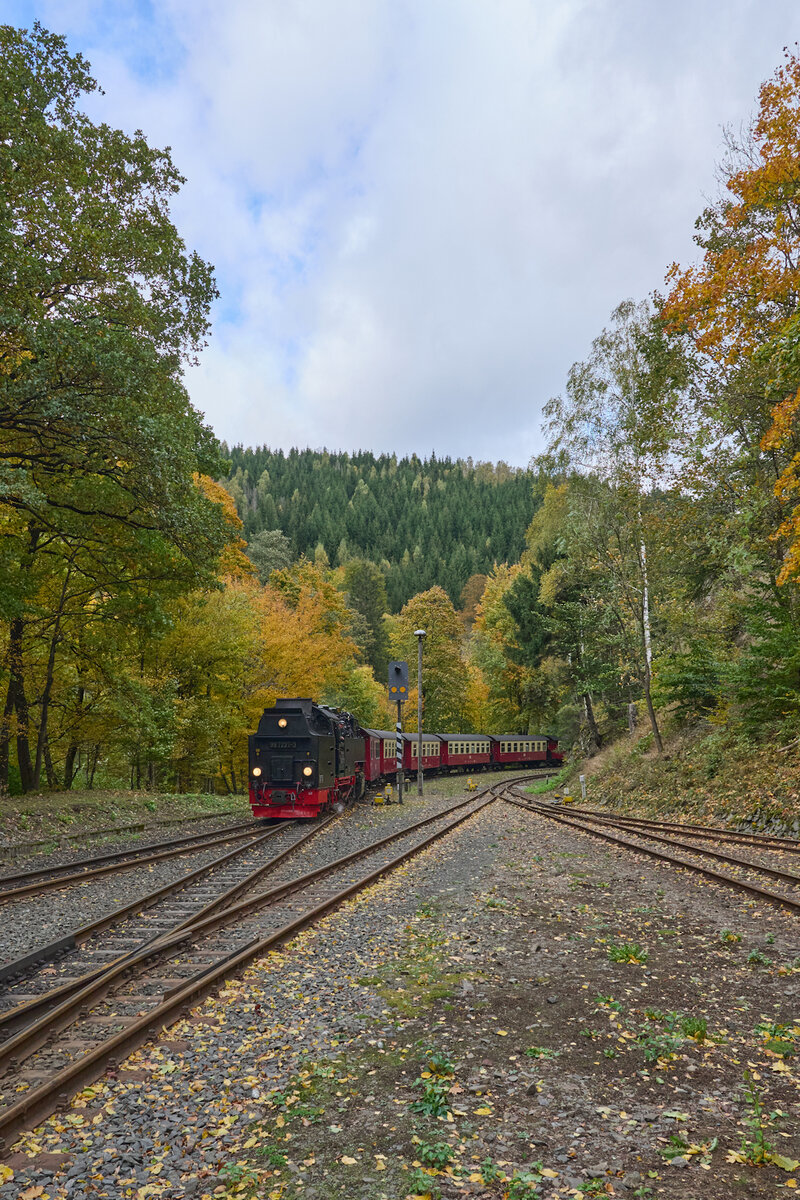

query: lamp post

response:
[414,629,426,796]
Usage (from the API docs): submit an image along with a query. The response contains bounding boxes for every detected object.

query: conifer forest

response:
[4,25,800,796]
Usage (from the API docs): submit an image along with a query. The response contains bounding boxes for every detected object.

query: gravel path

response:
[2,786,796,1199]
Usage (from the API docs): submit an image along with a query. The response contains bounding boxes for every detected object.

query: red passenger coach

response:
[546,736,564,767]
[438,734,492,772]
[400,733,441,774]
[489,735,548,769]
[362,730,382,784]
[362,729,399,781]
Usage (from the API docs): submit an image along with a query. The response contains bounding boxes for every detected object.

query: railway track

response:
[1,807,242,860]
[0,819,312,996]
[0,779,525,1149]
[507,791,800,916]
[0,818,265,903]
[547,803,800,854]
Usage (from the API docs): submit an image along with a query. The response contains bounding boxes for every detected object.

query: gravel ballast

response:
[0,787,797,1199]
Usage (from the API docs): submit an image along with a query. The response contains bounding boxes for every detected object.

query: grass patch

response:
[526,764,570,795]
[368,904,472,1016]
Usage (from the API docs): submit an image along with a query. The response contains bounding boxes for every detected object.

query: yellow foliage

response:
[761,387,800,584]
[194,473,255,580]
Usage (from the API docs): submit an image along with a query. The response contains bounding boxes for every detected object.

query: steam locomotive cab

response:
[248,698,364,819]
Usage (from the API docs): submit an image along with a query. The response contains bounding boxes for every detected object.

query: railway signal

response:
[388,661,408,803]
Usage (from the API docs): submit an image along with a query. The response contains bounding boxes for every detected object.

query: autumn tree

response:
[0,24,232,792]
[661,46,800,732]
[387,587,467,731]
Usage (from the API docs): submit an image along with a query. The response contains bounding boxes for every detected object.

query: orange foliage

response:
[242,566,358,711]
[664,50,800,365]
[194,474,254,580]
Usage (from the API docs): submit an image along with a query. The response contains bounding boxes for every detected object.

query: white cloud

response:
[13,0,800,462]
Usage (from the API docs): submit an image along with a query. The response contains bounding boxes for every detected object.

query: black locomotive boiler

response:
[248,698,366,819]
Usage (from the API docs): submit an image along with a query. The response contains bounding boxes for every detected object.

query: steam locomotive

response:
[248,698,563,820]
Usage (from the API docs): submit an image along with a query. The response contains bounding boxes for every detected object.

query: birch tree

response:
[539,299,691,753]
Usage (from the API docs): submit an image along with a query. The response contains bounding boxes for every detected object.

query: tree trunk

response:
[627,701,638,735]
[637,525,662,754]
[0,677,15,792]
[10,523,42,793]
[640,537,653,671]
[642,670,663,754]
[64,746,78,788]
[582,692,602,750]
[63,684,85,789]
[44,735,60,789]
[89,745,100,789]
[33,567,72,789]
[8,618,35,791]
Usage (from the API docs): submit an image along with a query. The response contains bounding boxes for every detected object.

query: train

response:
[248,698,563,820]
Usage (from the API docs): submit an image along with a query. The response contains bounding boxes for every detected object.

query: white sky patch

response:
[9,0,800,463]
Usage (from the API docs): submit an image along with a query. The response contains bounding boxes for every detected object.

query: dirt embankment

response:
[564,724,800,836]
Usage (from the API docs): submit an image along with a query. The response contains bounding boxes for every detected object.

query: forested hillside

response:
[220,447,535,609]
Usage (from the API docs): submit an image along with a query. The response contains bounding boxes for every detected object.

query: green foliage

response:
[418,1141,455,1169]
[0,23,234,795]
[407,1167,442,1198]
[410,1078,451,1118]
[322,664,387,729]
[635,1010,685,1062]
[388,587,468,730]
[607,942,648,964]
[246,529,293,583]
[256,1146,287,1167]
[341,558,390,676]
[410,1047,454,1118]
[506,1168,544,1199]
[480,1157,501,1184]
[524,1046,559,1059]
[680,1016,707,1042]
[738,1071,779,1165]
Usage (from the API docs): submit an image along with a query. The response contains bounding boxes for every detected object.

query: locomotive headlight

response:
[252,766,262,777]
[302,765,313,777]
[278,718,288,728]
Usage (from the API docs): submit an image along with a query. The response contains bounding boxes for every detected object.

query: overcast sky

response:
[6,1,800,465]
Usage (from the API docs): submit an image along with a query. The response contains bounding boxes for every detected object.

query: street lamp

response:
[414,629,426,796]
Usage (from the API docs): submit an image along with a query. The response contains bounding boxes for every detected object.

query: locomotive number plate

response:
[272,741,297,749]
